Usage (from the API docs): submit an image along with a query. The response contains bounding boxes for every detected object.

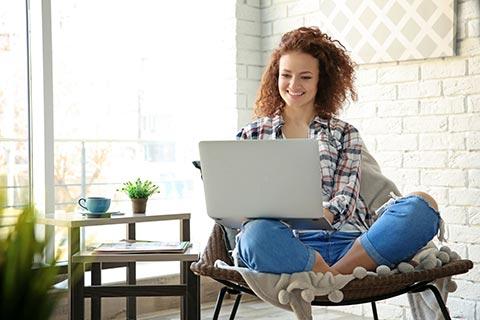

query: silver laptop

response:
[198,139,333,230]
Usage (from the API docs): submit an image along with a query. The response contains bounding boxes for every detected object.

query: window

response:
[49,0,237,266]
[0,0,29,209]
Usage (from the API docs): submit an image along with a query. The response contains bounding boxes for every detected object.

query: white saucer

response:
[81,211,123,218]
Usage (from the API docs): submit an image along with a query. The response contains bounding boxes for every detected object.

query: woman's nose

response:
[290,77,301,89]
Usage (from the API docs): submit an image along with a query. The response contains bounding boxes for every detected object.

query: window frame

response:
[28,0,56,259]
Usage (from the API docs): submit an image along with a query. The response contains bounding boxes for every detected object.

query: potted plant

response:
[0,176,59,319]
[118,178,160,213]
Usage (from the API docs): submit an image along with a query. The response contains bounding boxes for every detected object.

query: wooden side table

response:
[37,212,200,320]
[74,247,200,320]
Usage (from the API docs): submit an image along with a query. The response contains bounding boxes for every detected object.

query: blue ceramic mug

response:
[78,197,111,213]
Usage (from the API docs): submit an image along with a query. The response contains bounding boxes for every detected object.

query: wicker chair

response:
[190,223,473,320]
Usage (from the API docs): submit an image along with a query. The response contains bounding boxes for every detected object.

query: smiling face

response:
[278,51,319,111]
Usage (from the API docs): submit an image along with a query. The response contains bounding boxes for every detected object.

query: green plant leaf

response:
[117,178,160,199]
[0,179,59,320]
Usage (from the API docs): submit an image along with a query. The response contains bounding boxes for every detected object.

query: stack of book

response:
[93,240,191,254]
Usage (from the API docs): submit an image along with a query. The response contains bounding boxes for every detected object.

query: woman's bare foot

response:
[312,252,339,274]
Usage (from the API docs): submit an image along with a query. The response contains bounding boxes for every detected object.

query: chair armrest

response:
[190,223,246,284]
[191,223,234,268]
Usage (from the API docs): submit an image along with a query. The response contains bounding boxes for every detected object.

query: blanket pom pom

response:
[436,258,443,268]
[328,290,344,303]
[353,266,367,279]
[449,251,460,261]
[447,280,457,293]
[421,259,436,270]
[398,262,414,273]
[278,289,290,305]
[376,265,391,276]
[440,246,451,254]
[420,255,437,270]
[301,289,315,303]
[436,251,450,264]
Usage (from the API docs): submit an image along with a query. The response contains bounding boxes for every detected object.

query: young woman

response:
[235,26,441,275]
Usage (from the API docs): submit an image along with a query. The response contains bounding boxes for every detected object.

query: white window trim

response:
[28,0,56,258]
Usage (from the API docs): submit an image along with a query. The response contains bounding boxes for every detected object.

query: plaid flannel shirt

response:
[236,115,373,232]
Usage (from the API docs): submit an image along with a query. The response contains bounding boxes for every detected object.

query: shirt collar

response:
[311,115,330,129]
[272,114,284,130]
[272,114,329,131]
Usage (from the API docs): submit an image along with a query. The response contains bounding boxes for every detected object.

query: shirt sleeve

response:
[324,124,363,230]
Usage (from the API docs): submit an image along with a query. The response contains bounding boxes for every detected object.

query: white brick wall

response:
[420,97,465,115]
[378,65,419,83]
[421,60,466,80]
[405,152,448,169]
[236,1,262,127]
[235,0,480,318]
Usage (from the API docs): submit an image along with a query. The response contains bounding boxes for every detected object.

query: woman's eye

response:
[302,76,312,80]
[281,74,291,78]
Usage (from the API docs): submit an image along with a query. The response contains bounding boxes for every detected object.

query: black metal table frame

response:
[72,218,200,320]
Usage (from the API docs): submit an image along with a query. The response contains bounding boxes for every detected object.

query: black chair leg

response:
[229,293,242,320]
[213,287,228,320]
[371,301,379,320]
[425,284,451,320]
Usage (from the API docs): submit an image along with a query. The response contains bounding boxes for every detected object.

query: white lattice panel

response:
[314,0,456,63]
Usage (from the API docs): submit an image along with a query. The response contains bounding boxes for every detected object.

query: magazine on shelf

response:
[93,240,191,254]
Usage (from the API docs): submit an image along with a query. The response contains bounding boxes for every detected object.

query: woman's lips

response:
[288,90,305,97]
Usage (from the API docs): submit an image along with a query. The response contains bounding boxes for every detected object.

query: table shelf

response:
[73,247,199,263]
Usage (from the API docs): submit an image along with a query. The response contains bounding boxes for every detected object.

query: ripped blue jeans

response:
[235,195,441,274]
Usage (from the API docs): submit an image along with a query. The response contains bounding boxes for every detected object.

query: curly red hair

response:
[254,26,357,119]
